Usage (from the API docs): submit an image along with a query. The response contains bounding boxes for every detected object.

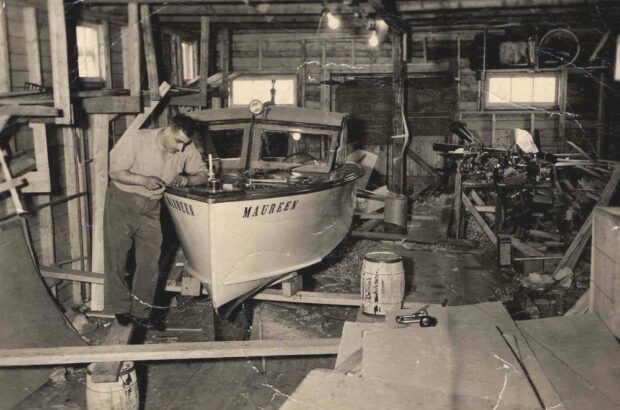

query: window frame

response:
[180,38,199,84]
[75,21,109,86]
[199,122,251,170]
[250,123,339,174]
[230,74,298,107]
[483,71,561,111]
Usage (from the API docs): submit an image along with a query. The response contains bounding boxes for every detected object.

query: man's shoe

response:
[115,313,132,326]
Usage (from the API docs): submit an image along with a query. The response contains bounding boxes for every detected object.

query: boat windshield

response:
[252,125,337,173]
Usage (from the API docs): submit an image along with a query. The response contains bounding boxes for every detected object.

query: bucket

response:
[361,251,405,316]
[86,361,139,410]
[384,193,407,229]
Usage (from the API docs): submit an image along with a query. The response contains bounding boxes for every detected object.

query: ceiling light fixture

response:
[368,29,379,47]
[325,10,340,30]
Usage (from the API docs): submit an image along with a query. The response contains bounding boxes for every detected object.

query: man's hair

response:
[170,114,197,138]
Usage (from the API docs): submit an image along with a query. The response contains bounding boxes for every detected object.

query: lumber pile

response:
[283,303,620,410]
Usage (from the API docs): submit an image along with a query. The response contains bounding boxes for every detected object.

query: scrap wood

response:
[567,141,591,160]
[461,194,497,246]
[553,164,620,276]
[0,338,341,367]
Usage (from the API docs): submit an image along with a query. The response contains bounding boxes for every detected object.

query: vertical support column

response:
[170,34,180,85]
[320,69,330,112]
[596,71,605,157]
[298,39,307,108]
[453,165,463,239]
[199,17,210,106]
[90,114,110,312]
[389,31,407,194]
[62,127,84,303]
[24,7,42,86]
[0,5,10,92]
[219,28,230,108]
[140,5,159,99]
[48,0,72,124]
[122,4,141,127]
[31,124,54,267]
[258,39,263,71]
[559,69,568,152]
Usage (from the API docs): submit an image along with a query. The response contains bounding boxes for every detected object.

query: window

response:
[181,40,198,83]
[259,130,331,166]
[485,72,559,109]
[231,75,297,106]
[203,129,244,159]
[76,24,102,79]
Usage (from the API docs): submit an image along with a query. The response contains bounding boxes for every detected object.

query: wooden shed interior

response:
[0,0,619,408]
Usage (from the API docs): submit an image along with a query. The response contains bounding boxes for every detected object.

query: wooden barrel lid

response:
[364,251,402,264]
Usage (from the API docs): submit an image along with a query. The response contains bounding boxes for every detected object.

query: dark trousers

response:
[104,183,162,319]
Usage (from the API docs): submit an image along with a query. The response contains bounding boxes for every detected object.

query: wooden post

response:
[124,4,141,96]
[219,28,230,107]
[23,7,42,86]
[299,39,307,107]
[62,128,84,303]
[170,34,180,85]
[199,17,210,105]
[140,5,159,99]
[596,71,605,157]
[258,39,263,71]
[390,31,407,194]
[0,6,10,92]
[48,0,72,124]
[89,115,110,311]
[320,69,330,112]
[31,124,54,268]
[453,167,463,238]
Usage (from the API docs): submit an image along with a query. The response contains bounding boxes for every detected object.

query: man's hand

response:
[171,175,189,187]
[143,176,166,190]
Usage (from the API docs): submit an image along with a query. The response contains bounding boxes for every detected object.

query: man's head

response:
[161,114,197,153]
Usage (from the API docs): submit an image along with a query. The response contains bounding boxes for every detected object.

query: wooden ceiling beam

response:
[396,0,618,12]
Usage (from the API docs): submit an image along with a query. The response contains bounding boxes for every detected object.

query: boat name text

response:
[243,200,298,218]
[166,197,195,216]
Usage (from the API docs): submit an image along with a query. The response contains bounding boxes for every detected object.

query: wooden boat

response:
[164,102,363,312]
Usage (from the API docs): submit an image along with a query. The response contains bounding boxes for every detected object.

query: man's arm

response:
[110,170,165,190]
[171,171,208,187]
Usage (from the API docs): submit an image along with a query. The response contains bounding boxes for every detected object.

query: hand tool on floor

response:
[395,309,438,327]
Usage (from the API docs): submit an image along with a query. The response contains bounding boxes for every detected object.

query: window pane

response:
[201,129,244,159]
[511,77,534,103]
[488,76,511,103]
[231,76,296,106]
[533,75,557,103]
[259,130,329,165]
[485,73,558,108]
[76,25,101,78]
[181,41,196,82]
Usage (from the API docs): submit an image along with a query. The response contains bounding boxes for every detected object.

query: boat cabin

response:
[188,105,350,179]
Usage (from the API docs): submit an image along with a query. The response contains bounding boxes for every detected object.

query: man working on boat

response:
[104,114,209,328]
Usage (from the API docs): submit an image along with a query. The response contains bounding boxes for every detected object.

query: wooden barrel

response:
[86,361,139,410]
[361,251,405,316]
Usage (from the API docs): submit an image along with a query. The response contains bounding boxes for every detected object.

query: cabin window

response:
[484,72,559,109]
[181,40,198,83]
[259,130,331,165]
[202,129,244,159]
[76,23,105,81]
[230,75,297,106]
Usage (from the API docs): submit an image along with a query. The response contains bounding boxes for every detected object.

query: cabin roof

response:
[187,106,347,127]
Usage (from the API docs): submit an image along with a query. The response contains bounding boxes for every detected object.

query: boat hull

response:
[164,181,357,309]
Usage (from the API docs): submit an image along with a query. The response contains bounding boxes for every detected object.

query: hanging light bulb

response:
[368,29,379,47]
[325,11,340,29]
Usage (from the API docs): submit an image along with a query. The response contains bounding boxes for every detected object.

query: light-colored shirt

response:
[109,128,208,199]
